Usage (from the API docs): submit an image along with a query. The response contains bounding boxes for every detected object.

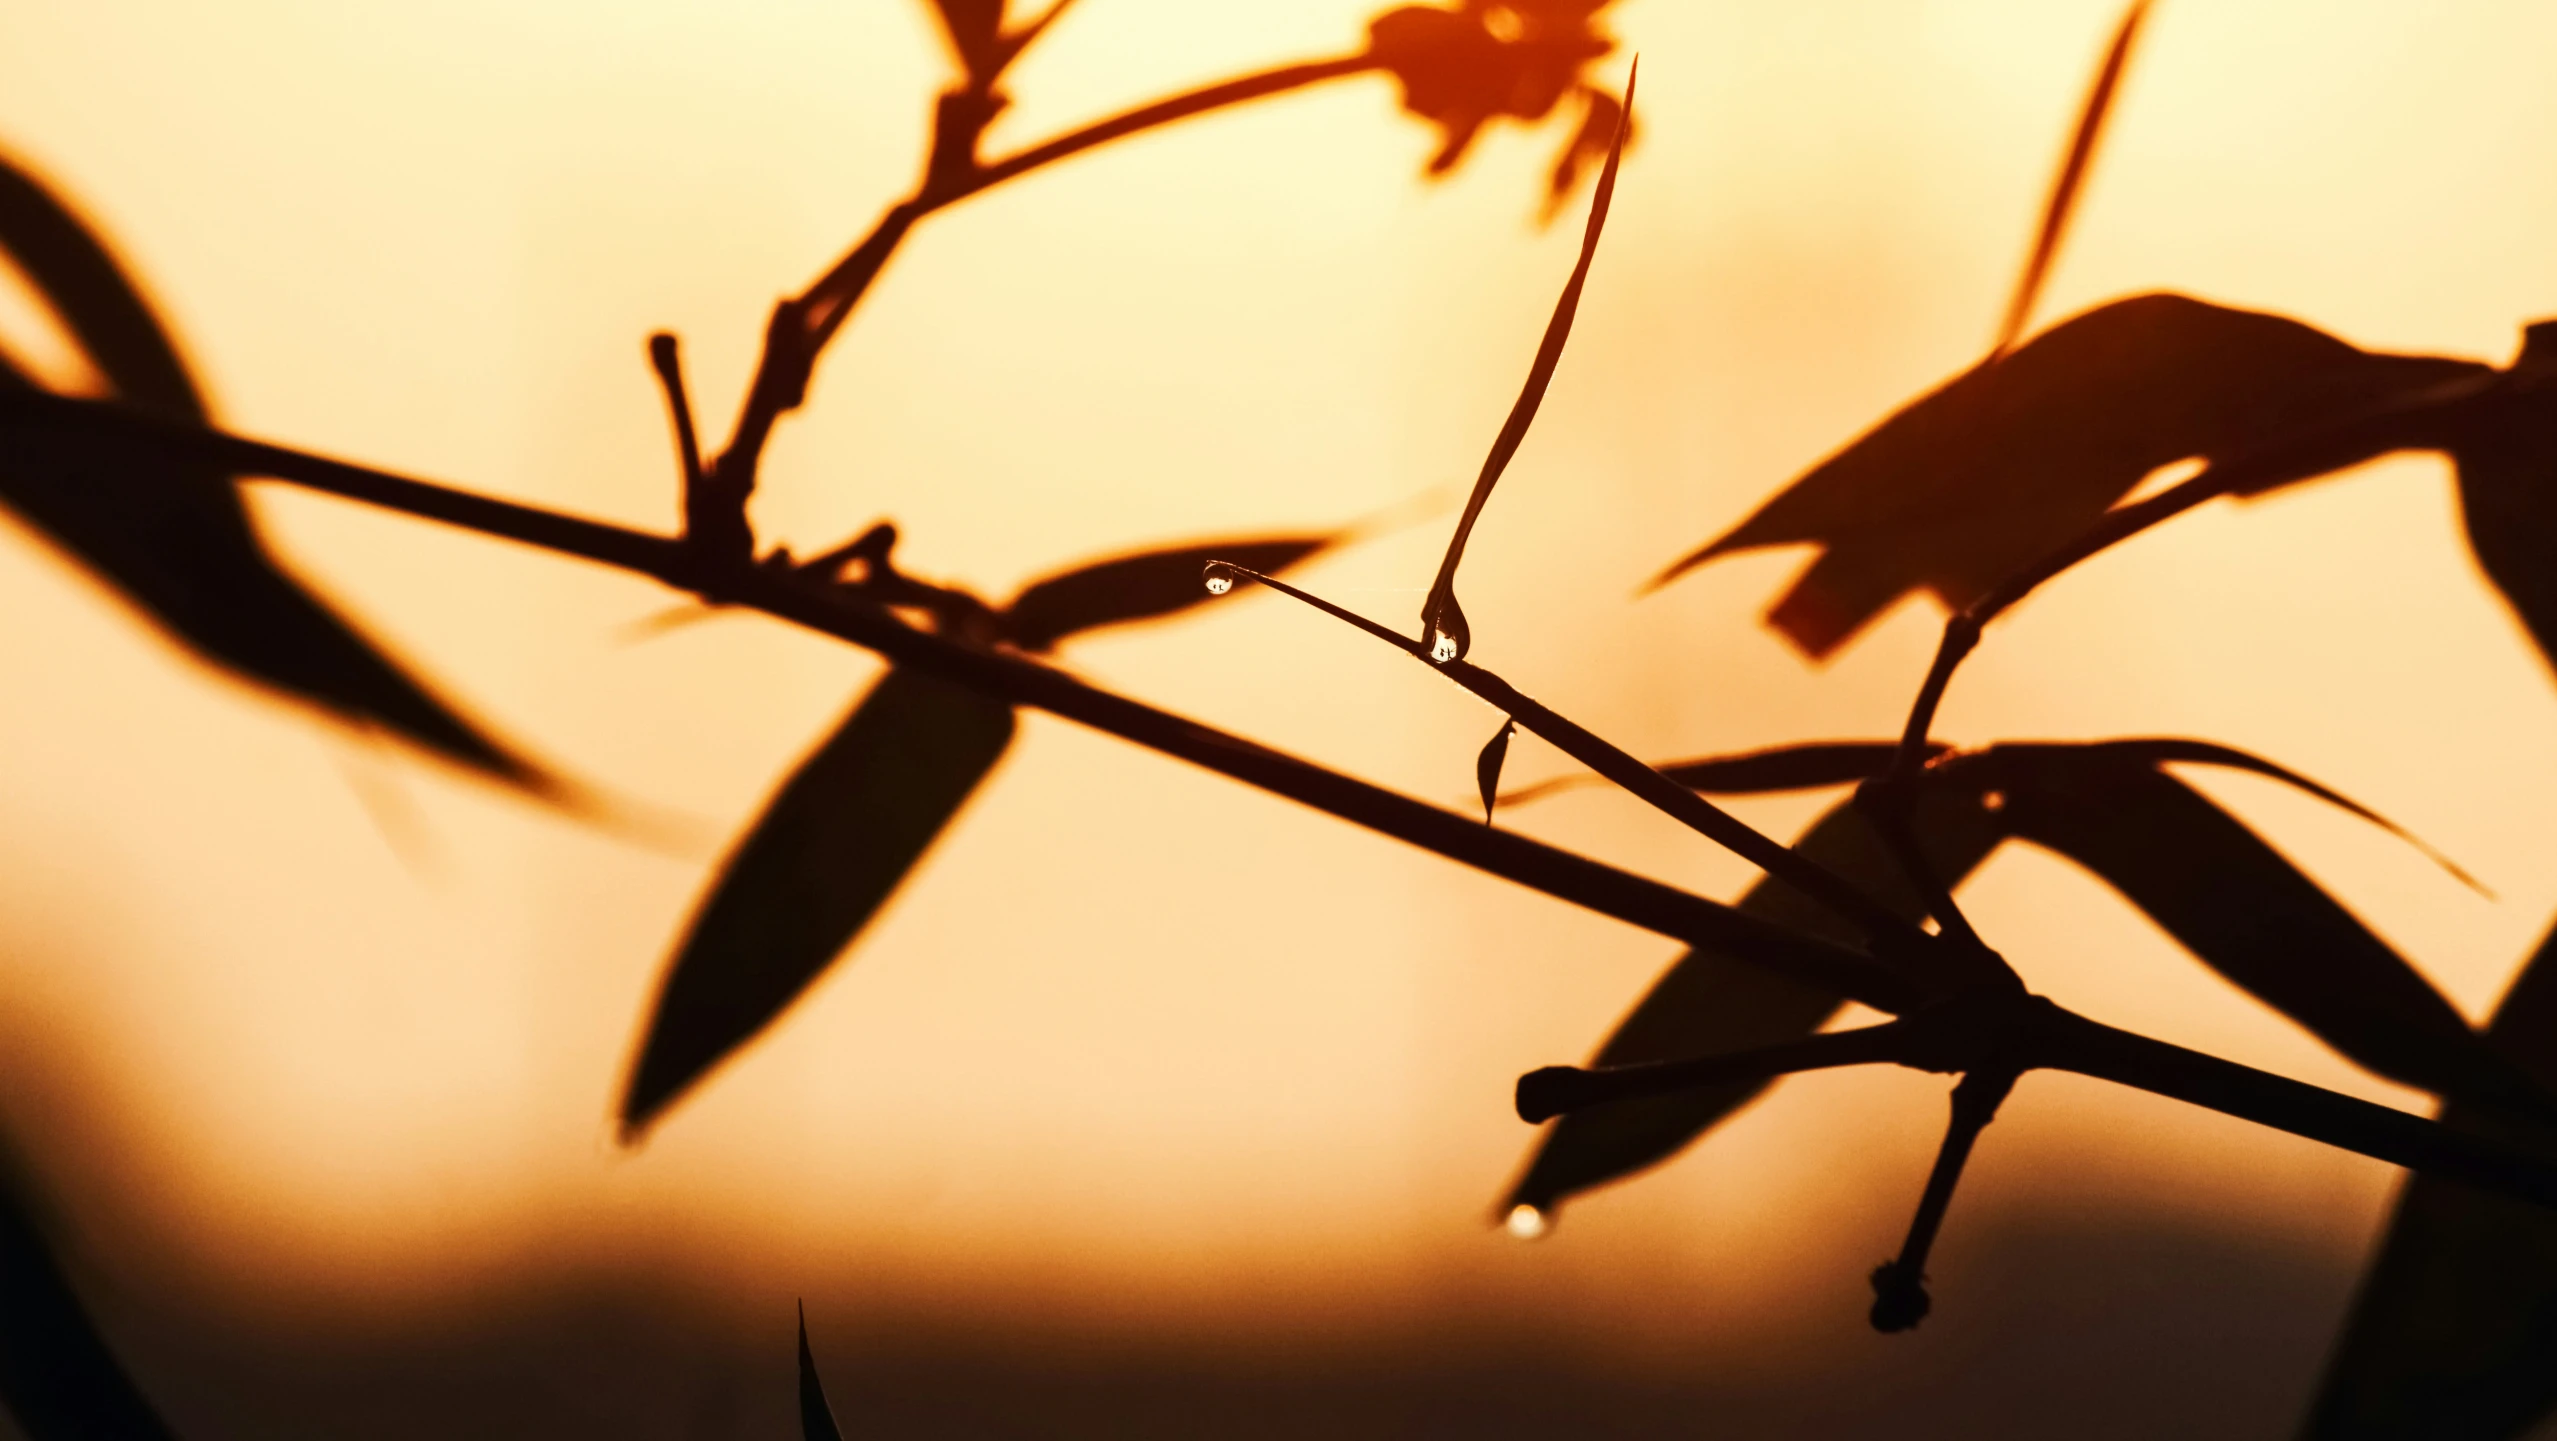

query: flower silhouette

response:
[1366,0,1624,207]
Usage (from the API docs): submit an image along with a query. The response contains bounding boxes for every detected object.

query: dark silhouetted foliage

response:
[6,1,2557,1435]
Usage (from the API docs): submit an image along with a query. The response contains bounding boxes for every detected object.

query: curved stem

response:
[971,56,1381,194]
[710,53,1382,506]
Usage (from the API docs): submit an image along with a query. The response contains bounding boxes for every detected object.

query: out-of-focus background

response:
[2,1,2556,1435]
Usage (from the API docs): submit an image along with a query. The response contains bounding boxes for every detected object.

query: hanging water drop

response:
[1202,562,1237,596]
[1430,630,1460,664]
[1504,1204,1549,1241]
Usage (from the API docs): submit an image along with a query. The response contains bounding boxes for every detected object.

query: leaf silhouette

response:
[1002,534,1335,652]
[799,1305,845,1441]
[621,667,1017,1136]
[1419,64,1630,663]
[1475,718,1516,823]
[2449,325,2557,681]
[1979,744,2537,1113]
[1504,736,2516,1214]
[0,152,548,789]
[1503,780,2003,1217]
[1653,293,2487,656]
[2302,921,2557,1441]
[0,1153,178,1440]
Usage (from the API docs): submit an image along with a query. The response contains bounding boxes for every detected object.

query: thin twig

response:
[1211,562,1983,986]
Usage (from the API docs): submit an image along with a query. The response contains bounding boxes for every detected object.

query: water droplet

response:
[1430,631,1460,664]
[1202,563,1237,596]
[1504,1204,1549,1241]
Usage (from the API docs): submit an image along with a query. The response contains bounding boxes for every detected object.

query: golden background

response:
[2,0,2555,1434]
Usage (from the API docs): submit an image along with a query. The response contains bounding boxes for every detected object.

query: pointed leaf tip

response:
[1420,66,1634,663]
[798,1305,844,1441]
[621,668,1016,1133]
[1476,719,1517,823]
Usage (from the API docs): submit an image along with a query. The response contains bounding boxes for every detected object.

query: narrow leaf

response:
[1475,719,1516,823]
[622,668,1017,1135]
[2061,737,2485,893]
[1419,63,1634,664]
[1651,293,2485,656]
[1986,746,2542,1113]
[1503,779,2005,1216]
[0,152,549,789]
[0,1155,178,1440]
[2302,921,2557,1440]
[799,1305,845,1441]
[1002,533,1335,652]
[1991,0,2150,355]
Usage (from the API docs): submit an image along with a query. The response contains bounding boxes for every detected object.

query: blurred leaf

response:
[1982,745,2538,1113]
[2302,922,2557,1441]
[1001,533,1335,653]
[799,1306,844,1441]
[1419,65,1630,663]
[0,1153,178,1440]
[1369,2,1617,177]
[0,152,548,789]
[1990,1,2150,355]
[622,668,1017,1135]
[1503,781,2004,1216]
[1653,293,2488,657]
[1475,718,1515,823]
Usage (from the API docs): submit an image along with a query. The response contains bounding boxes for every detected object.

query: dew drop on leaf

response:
[1505,1204,1550,1241]
[1202,562,1237,595]
[1431,631,1461,664]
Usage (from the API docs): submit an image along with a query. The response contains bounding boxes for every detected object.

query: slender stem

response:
[0,389,1916,1015]
[18,391,2557,1215]
[1871,1067,2017,1332]
[1883,373,2491,782]
[1213,563,1955,975]
[971,57,1381,194]
[2041,1007,2557,1210]
[1464,665,1947,965]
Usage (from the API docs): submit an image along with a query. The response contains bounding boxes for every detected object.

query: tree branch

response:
[0,388,1916,1015]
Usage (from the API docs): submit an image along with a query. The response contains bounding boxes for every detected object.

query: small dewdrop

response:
[1504,1204,1549,1241]
[1202,562,1237,595]
[1430,630,1460,664]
